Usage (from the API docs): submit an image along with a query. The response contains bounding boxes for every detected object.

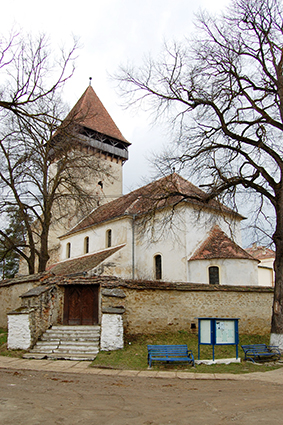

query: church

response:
[6,84,273,358]
[45,83,259,287]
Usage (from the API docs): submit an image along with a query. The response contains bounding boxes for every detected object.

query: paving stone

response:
[117,370,140,377]
[156,371,177,379]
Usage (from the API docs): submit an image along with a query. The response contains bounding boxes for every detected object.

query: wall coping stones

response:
[102,306,125,314]
[1,272,274,294]
[20,285,54,298]
[8,306,35,315]
[101,288,126,298]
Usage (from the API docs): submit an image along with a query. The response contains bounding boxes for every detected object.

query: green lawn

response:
[1,328,282,373]
[92,331,282,374]
[0,328,7,346]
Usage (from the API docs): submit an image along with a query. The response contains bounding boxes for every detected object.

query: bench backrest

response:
[241,344,268,352]
[148,344,188,354]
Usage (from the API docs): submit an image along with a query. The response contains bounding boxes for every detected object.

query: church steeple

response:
[65,85,130,163]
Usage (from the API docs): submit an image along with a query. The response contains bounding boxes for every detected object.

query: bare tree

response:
[0,33,110,274]
[116,0,283,347]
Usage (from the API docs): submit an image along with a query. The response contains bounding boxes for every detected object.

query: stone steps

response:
[23,325,100,361]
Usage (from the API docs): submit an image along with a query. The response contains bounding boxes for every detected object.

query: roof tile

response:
[189,226,257,261]
[48,245,124,275]
[64,86,129,144]
[63,173,242,237]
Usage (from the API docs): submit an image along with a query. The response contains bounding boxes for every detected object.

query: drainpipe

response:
[132,214,136,279]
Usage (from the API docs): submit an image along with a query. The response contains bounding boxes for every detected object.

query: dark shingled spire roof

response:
[65,85,129,144]
[189,225,258,261]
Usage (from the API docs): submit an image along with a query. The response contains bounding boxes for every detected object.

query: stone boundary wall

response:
[115,283,274,336]
[19,285,64,345]
[0,274,48,328]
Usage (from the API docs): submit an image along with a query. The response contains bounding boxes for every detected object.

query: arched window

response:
[154,254,162,280]
[208,266,220,285]
[66,242,71,259]
[84,236,89,254]
[106,229,112,248]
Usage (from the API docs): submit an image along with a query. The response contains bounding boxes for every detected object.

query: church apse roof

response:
[189,226,258,261]
[62,173,244,238]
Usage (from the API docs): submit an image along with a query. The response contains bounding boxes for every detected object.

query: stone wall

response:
[2,274,275,352]
[20,284,64,345]
[109,281,274,336]
[0,274,49,328]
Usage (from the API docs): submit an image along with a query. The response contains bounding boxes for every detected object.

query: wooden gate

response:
[63,285,99,325]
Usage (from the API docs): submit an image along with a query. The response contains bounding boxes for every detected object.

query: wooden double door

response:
[63,285,99,325]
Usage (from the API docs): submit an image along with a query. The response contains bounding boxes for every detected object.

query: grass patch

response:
[92,331,282,374]
[0,328,26,358]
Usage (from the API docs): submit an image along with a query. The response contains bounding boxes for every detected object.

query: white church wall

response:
[59,200,247,284]
[133,205,243,283]
[60,217,131,260]
[187,258,258,286]
[134,207,187,281]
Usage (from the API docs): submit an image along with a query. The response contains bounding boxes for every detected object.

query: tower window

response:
[106,229,112,248]
[66,242,71,259]
[154,254,162,280]
[209,266,220,285]
[84,236,89,254]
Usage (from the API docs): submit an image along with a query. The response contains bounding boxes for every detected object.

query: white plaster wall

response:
[8,313,32,350]
[61,217,131,262]
[100,314,124,351]
[187,258,259,286]
[59,203,244,283]
[258,266,274,287]
[134,210,187,281]
[134,205,243,282]
[100,160,123,202]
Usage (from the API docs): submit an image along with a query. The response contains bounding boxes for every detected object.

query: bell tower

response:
[62,80,130,204]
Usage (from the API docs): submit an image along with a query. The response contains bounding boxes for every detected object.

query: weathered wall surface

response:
[187,258,259,286]
[120,284,273,335]
[7,311,32,350]
[21,285,64,345]
[0,276,44,328]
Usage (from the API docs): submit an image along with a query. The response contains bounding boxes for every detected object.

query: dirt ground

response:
[0,368,282,425]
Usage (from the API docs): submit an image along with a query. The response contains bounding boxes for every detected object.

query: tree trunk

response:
[271,192,283,349]
[38,224,50,273]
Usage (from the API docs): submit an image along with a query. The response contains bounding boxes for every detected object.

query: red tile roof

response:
[189,226,257,261]
[62,173,243,237]
[47,245,124,275]
[246,245,275,260]
[64,85,129,144]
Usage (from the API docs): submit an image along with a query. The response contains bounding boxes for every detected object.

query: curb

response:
[1,356,283,383]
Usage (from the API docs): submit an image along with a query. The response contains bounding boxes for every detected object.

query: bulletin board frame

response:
[197,318,239,361]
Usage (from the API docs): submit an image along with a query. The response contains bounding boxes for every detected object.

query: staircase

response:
[23,325,100,361]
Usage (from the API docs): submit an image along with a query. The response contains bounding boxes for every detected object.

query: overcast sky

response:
[3,0,230,193]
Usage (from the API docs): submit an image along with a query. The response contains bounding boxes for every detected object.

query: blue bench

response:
[241,344,281,363]
[147,344,195,368]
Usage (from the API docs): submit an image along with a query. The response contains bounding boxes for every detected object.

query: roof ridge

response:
[62,174,243,238]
